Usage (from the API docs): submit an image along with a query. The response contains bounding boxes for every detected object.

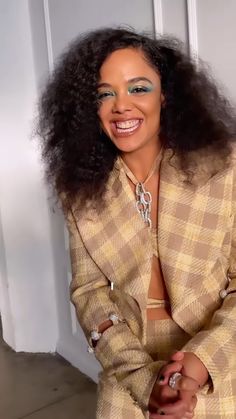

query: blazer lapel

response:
[77,160,153,309]
[158,152,199,303]
[158,151,232,333]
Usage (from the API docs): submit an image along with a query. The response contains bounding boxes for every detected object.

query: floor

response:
[0,324,97,419]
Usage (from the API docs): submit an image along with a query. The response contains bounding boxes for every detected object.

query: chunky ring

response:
[168,372,182,389]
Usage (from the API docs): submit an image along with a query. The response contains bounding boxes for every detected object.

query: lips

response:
[111,119,143,137]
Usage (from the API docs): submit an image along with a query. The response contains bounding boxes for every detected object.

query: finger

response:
[176,376,199,392]
[179,390,194,407]
[158,362,183,385]
[167,372,199,393]
[190,394,197,411]
[182,395,197,418]
[152,399,189,416]
[170,351,185,362]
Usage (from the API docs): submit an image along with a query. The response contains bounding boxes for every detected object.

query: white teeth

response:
[115,119,139,129]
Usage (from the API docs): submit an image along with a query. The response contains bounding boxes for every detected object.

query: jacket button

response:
[91,330,102,341]
[109,313,119,324]
[219,289,227,299]
[87,345,94,353]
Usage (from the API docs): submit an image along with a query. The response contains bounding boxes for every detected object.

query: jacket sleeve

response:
[181,175,236,394]
[64,205,165,412]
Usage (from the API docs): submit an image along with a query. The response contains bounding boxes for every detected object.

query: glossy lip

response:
[110,118,143,138]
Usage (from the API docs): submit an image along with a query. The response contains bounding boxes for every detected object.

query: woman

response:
[38,28,236,418]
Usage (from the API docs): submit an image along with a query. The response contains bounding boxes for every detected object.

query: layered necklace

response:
[119,149,163,229]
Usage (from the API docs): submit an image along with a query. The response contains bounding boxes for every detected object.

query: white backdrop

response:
[0,0,235,381]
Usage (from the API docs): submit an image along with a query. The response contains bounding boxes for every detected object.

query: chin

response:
[114,143,139,154]
[111,137,141,152]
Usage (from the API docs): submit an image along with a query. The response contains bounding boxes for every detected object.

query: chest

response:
[78,161,234,311]
[126,173,160,229]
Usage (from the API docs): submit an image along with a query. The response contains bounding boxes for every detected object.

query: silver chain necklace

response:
[120,149,163,229]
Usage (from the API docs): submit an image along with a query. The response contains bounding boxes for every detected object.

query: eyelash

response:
[97,85,152,102]
[97,91,115,101]
[129,86,151,94]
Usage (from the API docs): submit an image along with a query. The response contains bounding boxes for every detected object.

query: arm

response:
[180,207,236,394]
[156,155,236,396]
[64,205,165,412]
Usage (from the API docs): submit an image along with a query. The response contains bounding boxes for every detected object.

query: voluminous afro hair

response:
[38,27,236,211]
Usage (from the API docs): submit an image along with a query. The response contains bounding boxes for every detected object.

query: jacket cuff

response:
[95,321,165,411]
[121,360,166,412]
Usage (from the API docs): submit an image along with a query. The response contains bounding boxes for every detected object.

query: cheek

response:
[144,100,162,132]
[141,100,162,124]
[138,94,162,113]
[97,108,112,137]
[97,105,110,126]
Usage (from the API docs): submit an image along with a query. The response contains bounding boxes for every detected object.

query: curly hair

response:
[38,27,236,210]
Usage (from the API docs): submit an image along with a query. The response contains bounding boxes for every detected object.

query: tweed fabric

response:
[97,319,236,418]
[146,321,236,418]
[62,146,236,416]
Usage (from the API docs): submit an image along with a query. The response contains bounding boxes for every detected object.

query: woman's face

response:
[97,48,164,155]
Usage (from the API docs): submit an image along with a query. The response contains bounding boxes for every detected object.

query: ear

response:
[161,92,165,107]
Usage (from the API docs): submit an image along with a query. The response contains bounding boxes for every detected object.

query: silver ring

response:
[168,372,182,389]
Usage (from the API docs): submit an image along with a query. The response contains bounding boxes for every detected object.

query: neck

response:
[120,142,162,182]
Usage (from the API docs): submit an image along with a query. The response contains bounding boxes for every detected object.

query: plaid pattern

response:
[97,319,236,418]
[158,150,236,399]
[63,147,236,416]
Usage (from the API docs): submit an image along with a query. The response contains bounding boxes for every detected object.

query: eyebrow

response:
[97,77,153,88]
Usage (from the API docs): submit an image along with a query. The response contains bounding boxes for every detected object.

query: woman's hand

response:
[171,351,209,388]
[148,356,199,418]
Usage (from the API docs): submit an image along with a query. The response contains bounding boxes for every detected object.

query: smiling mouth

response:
[111,119,142,136]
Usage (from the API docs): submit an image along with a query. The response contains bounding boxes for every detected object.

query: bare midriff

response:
[125,169,171,320]
[147,254,171,320]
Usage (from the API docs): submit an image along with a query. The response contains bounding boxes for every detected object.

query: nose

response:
[112,92,132,114]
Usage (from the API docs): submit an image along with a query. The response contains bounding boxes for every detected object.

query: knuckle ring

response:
[168,372,182,389]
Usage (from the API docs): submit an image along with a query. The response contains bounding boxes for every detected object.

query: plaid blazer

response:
[64,147,236,412]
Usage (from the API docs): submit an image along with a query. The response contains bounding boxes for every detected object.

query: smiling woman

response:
[97,48,164,158]
[38,28,236,418]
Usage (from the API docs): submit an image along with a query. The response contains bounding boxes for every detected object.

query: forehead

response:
[99,48,160,83]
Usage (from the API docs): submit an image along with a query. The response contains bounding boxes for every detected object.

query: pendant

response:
[135,182,152,228]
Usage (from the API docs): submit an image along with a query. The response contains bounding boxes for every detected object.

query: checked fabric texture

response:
[63,146,236,418]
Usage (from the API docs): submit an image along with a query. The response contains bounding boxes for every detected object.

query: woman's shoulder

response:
[61,160,122,219]
[162,143,236,186]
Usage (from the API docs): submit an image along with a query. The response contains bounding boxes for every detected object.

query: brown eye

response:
[128,85,152,94]
[97,91,115,101]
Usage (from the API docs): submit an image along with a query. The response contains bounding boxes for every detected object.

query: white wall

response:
[49,0,236,381]
[196,0,236,102]
[0,0,235,382]
[0,0,155,369]
[47,0,154,61]
[155,0,188,42]
[0,0,58,352]
[41,0,156,381]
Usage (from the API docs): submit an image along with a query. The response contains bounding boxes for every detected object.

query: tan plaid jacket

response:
[64,148,236,412]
